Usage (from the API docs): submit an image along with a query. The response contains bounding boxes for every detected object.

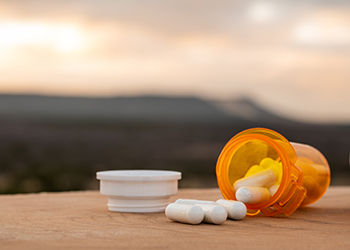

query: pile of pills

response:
[165,158,283,225]
[165,199,247,225]
[234,157,282,204]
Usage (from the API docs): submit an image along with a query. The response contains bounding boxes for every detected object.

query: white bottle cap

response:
[97,170,181,213]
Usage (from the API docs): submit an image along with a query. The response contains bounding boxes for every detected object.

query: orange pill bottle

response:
[216,128,331,216]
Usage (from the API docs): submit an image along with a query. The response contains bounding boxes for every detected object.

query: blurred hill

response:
[0,94,348,194]
[212,98,295,124]
[0,94,296,124]
[0,95,230,122]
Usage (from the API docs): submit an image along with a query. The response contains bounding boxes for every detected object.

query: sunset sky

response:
[0,0,349,123]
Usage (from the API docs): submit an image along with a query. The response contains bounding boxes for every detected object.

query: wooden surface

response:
[1,187,350,250]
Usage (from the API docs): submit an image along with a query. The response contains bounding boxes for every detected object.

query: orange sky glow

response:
[0,0,349,123]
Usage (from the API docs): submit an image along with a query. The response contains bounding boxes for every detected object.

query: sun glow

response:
[293,22,350,47]
[0,21,86,53]
[291,11,350,47]
[54,26,85,53]
[246,1,277,23]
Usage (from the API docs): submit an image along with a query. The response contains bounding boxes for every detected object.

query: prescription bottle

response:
[216,128,330,216]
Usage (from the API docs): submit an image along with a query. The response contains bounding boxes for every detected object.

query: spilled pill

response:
[268,163,283,184]
[165,203,204,225]
[260,157,275,169]
[198,204,227,225]
[269,184,279,197]
[216,199,247,220]
[233,168,278,191]
[236,186,270,204]
[244,165,264,177]
[175,199,217,205]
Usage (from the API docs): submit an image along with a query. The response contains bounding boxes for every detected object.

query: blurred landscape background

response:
[0,0,349,193]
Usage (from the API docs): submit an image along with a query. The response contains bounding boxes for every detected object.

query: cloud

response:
[0,0,350,122]
[291,8,350,48]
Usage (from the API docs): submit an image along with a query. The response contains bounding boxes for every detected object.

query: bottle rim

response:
[216,128,298,213]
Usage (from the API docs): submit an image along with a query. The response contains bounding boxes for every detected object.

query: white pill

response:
[216,199,247,220]
[175,199,217,205]
[233,168,277,191]
[198,204,227,225]
[269,184,279,197]
[236,187,270,204]
[165,203,204,225]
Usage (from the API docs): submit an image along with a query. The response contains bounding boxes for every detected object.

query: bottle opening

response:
[216,128,309,216]
[217,128,331,216]
[228,140,280,189]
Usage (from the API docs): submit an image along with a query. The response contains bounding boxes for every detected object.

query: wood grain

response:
[1,187,349,249]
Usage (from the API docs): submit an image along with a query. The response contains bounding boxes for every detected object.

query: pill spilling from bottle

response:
[165,199,247,225]
[234,157,282,204]
[216,128,331,216]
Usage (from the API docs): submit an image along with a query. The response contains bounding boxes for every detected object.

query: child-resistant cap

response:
[97,170,181,213]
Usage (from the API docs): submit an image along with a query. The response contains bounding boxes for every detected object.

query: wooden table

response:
[1,187,350,249]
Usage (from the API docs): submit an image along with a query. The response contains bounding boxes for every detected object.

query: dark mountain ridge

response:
[0,94,299,125]
[0,94,348,194]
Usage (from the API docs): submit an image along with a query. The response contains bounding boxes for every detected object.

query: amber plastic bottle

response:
[216,128,330,216]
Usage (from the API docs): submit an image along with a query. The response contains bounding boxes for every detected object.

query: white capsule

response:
[269,184,280,197]
[175,199,217,205]
[236,187,270,204]
[198,204,227,225]
[165,203,204,225]
[216,199,247,220]
[233,168,277,191]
